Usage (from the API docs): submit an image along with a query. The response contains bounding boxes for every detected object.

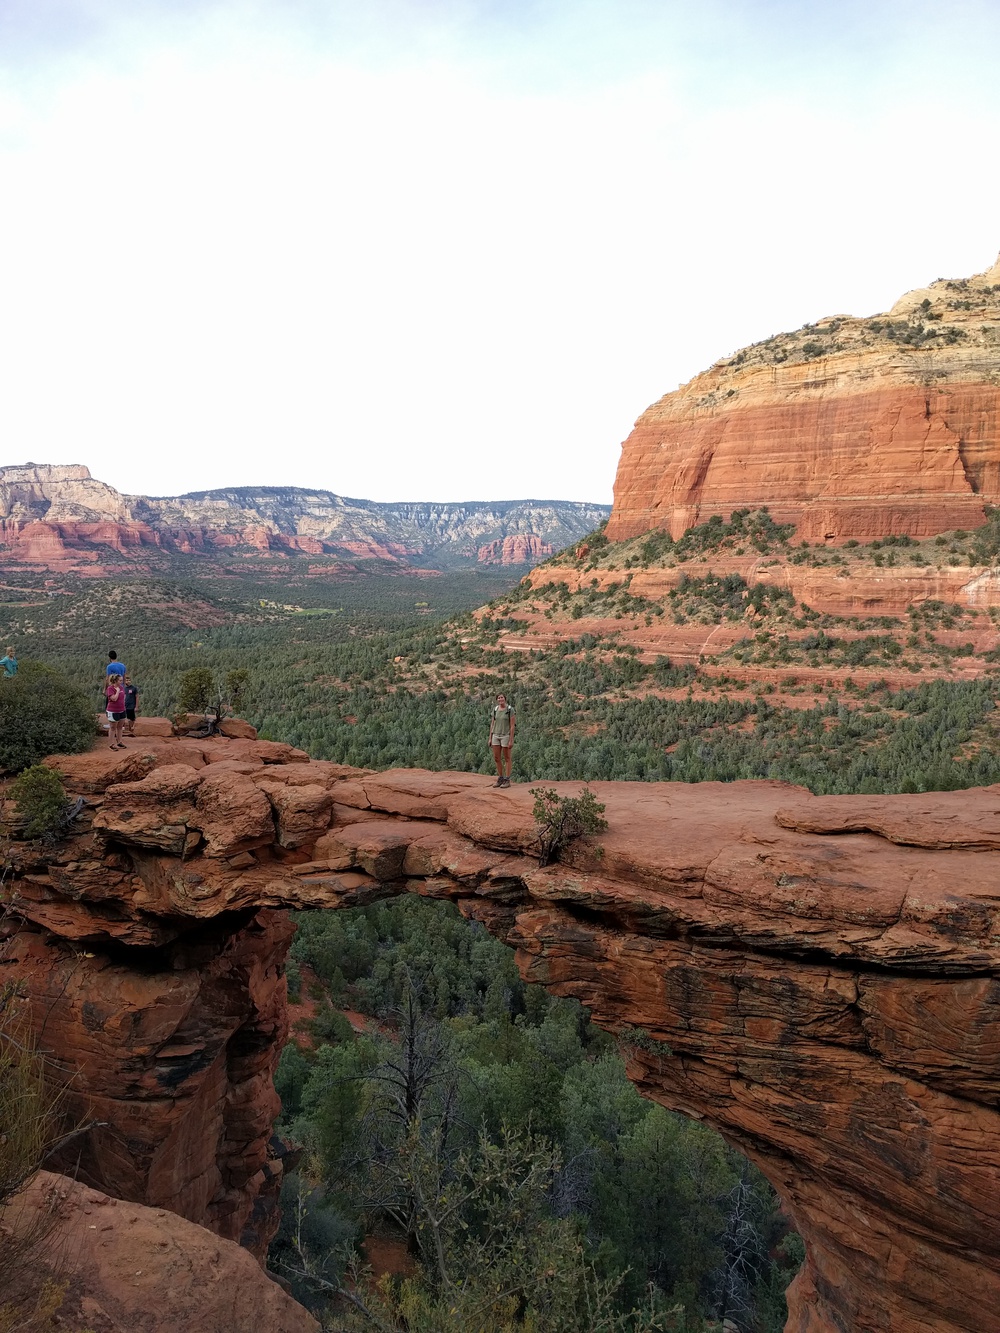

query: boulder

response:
[219,717,258,739]
[252,740,311,765]
[254,778,332,848]
[130,716,175,738]
[106,764,204,802]
[197,758,265,775]
[193,769,275,858]
[314,820,414,880]
[44,749,157,794]
[4,1172,319,1333]
[93,764,203,856]
[253,761,345,787]
[171,712,210,734]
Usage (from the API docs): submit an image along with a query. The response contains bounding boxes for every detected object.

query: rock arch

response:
[3,737,999,1333]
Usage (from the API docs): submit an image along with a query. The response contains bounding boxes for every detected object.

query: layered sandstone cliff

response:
[609,253,1000,543]
[477,533,554,564]
[0,463,130,524]
[2,735,999,1332]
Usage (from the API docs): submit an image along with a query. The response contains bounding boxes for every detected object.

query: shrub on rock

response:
[0,663,94,773]
[9,766,69,839]
[530,785,608,867]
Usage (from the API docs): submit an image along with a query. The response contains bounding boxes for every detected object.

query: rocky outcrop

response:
[608,253,1000,543]
[526,551,1000,622]
[0,466,608,572]
[4,1171,318,1333]
[477,533,555,564]
[0,464,129,524]
[2,736,999,1332]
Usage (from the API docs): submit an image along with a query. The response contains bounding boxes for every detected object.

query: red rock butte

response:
[608,253,1000,543]
[2,732,999,1332]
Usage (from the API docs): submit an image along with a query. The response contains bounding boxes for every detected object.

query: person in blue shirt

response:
[0,646,16,678]
[106,650,126,678]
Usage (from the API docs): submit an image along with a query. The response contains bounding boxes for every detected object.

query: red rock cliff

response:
[3,737,1000,1332]
[609,254,1000,543]
[477,533,555,564]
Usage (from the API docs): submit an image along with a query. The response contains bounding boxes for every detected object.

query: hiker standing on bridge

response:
[489,692,515,788]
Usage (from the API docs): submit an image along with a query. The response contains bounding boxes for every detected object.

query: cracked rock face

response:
[2,734,999,1332]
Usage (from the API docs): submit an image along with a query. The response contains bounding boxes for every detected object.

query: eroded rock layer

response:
[2,735,999,1332]
[609,254,1000,543]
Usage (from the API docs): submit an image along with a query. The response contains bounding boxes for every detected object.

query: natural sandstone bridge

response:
[2,733,999,1333]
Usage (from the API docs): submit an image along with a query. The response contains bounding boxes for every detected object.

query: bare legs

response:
[491,742,512,784]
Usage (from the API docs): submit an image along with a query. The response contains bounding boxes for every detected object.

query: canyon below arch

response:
[2,732,998,1333]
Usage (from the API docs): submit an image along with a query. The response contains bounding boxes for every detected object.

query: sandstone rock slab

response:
[219,717,258,739]
[194,768,275,858]
[254,779,332,848]
[4,1172,318,1333]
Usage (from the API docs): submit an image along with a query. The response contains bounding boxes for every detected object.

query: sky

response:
[0,2,998,505]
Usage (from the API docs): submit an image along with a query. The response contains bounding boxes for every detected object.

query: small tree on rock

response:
[530,787,608,867]
[177,667,215,716]
[176,667,253,731]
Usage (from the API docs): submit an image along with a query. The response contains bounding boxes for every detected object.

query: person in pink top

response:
[105,675,127,750]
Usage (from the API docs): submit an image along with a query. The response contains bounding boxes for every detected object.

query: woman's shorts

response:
[109,710,127,722]
[489,735,511,748]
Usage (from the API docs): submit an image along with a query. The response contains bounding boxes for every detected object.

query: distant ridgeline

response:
[0,464,609,572]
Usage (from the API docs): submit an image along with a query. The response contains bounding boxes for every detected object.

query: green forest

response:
[2,530,998,1329]
[271,897,802,1332]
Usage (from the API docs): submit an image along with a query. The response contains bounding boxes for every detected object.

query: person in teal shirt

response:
[0,646,16,678]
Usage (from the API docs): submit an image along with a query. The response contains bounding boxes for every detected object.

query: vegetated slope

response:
[0,463,609,572]
[609,251,1000,542]
[508,504,1000,684]
[9,515,1000,795]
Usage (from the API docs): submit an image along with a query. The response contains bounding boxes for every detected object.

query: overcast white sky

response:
[0,1,998,504]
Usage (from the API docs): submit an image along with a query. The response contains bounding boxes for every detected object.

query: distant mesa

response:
[0,465,609,575]
[609,251,1000,543]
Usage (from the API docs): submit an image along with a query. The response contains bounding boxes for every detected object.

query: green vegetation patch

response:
[0,662,94,774]
[272,897,799,1331]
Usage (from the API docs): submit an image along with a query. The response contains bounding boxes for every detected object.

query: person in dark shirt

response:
[123,674,139,736]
